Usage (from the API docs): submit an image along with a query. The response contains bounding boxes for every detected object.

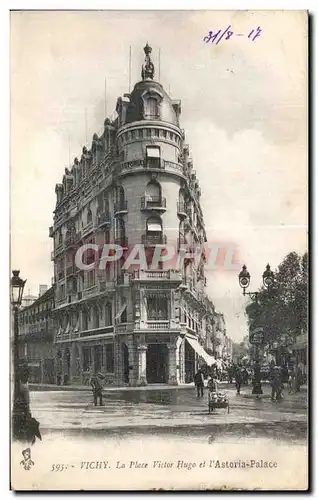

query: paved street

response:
[30,384,307,441]
[12,385,308,490]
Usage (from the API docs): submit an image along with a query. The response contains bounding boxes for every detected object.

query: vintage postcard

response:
[10,10,308,491]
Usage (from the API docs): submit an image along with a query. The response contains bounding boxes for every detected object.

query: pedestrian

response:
[295,364,303,392]
[227,366,233,384]
[194,368,204,398]
[207,374,218,394]
[269,366,282,401]
[234,367,242,395]
[90,372,105,406]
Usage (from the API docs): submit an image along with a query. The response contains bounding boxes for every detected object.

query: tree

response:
[245,251,308,350]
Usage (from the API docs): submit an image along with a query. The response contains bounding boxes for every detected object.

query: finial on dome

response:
[141,42,154,80]
[144,42,152,56]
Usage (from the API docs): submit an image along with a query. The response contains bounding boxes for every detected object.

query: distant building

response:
[18,286,56,384]
[21,292,37,308]
[39,284,48,297]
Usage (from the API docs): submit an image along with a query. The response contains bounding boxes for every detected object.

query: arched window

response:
[145,181,161,201]
[87,206,92,224]
[105,302,112,326]
[179,188,185,204]
[117,186,125,205]
[94,306,100,329]
[82,310,88,331]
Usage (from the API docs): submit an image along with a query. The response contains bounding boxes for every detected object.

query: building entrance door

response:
[146,344,168,384]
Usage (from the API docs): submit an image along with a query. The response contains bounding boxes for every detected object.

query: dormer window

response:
[146,97,159,119]
[141,90,163,121]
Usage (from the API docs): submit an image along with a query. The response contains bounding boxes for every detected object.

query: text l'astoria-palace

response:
[18,44,232,387]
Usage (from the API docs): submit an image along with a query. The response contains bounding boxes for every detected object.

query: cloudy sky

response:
[10,10,308,341]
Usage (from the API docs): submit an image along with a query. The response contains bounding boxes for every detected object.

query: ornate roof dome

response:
[122,43,179,127]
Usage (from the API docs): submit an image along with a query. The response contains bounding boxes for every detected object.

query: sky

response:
[10,10,308,342]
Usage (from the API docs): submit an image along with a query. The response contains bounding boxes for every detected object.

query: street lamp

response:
[238,264,274,396]
[11,270,26,441]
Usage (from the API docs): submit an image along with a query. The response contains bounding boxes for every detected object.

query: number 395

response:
[51,463,67,472]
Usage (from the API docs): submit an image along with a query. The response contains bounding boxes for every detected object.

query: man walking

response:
[90,372,105,406]
[269,365,282,401]
[234,366,243,395]
[194,368,204,398]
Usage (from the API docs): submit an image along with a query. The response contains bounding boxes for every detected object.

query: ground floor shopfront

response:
[53,331,213,387]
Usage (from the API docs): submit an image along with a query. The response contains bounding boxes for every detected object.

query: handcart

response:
[208,392,230,414]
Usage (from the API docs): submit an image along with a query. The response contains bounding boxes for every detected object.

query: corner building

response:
[50,44,218,386]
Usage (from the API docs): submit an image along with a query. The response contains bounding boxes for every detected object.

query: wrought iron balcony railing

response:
[141,233,167,246]
[114,236,128,248]
[141,196,167,211]
[114,200,128,215]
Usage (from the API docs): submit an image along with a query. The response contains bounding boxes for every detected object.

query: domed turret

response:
[118,44,180,127]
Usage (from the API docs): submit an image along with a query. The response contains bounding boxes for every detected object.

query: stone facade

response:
[43,43,232,386]
[18,286,56,383]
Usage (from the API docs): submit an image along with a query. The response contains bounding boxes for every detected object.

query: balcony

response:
[133,269,182,283]
[114,236,128,248]
[114,200,128,216]
[141,233,167,246]
[64,232,79,248]
[141,196,166,212]
[97,212,112,228]
[82,221,94,238]
[82,285,98,298]
[136,320,179,332]
[57,270,65,281]
[49,226,54,238]
[118,159,185,179]
[147,320,170,330]
[66,264,76,277]
[163,161,185,177]
[177,202,188,219]
[79,325,114,338]
[98,280,115,293]
[116,272,131,285]
[52,242,64,259]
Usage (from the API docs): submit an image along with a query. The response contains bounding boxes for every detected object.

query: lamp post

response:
[238,264,274,395]
[11,270,26,440]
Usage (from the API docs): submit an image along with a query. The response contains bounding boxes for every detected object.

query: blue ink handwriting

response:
[203,26,262,44]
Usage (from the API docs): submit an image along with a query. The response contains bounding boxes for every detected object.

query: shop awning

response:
[146,147,160,158]
[186,336,216,366]
[147,222,162,232]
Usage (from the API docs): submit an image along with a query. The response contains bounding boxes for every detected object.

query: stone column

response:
[70,343,77,383]
[168,344,178,385]
[90,345,95,373]
[136,345,147,386]
[179,339,185,384]
[78,344,83,385]
[126,335,136,386]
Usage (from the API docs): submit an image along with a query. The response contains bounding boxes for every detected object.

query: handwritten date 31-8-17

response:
[203,26,262,44]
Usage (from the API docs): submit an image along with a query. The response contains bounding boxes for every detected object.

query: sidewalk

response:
[29,382,196,392]
[29,381,308,394]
